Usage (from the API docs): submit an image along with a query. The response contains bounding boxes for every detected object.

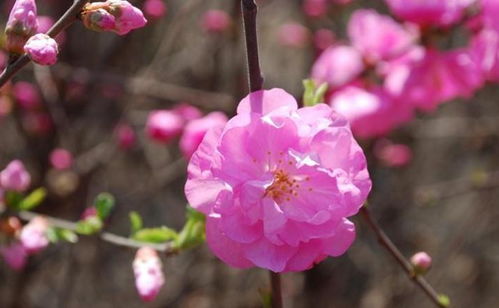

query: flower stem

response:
[0,0,89,89]
[269,271,283,308]
[241,0,264,92]
[360,206,448,307]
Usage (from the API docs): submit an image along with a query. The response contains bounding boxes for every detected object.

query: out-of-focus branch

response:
[360,206,449,308]
[17,210,178,255]
[0,0,89,88]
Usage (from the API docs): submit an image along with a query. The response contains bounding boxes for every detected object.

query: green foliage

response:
[129,211,143,235]
[19,188,47,211]
[302,79,328,107]
[46,227,78,243]
[133,227,178,243]
[173,207,206,250]
[438,294,450,307]
[75,216,103,235]
[94,193,115,220]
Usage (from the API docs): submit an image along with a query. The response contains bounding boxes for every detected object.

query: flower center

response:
[264,169,300,203]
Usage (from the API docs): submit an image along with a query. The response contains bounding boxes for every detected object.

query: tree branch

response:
[241,0,263,92]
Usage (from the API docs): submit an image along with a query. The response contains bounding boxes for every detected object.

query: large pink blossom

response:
[348,9,417,63]
[185,89,371,272]
[311,45,364,89]
[385,0,476,28]
[329,86,412,138]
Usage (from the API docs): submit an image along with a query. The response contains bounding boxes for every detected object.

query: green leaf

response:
[94,193,115,220]
[5,191,23,209]
[302,79,328,107]
[438,294,450,307]
[46,227,60,243]
[18,188,47,211]
[45,227,78,243]
[174,207,206,250]
[129,211,143,235]
[75,216,103,235]
[133,227,178,243]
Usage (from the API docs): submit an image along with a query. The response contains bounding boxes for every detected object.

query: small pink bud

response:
[133,247,165,302]
[49,148,73,170]
[143,0,167,19]
[411,251,432,274]
[13,81,41,110]
[5,0,38,54]
[146,110,184,144]
[81,207,98,219]
[201,10,231,33]
[0,160,31,192]
[303,0,328,18]
[374,140,412,167]
[115,123,136,150]
[23,33,59,66]
[172,103,202,122]
[180,112,228,159]
[277,23,310,48]
[82,7,117,32]
[107,0,148,35]
[0,242,28,271]
[20,216,50,254]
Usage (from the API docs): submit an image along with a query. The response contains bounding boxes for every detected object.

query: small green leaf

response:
[18,188,47,211]
[302,79,328,107]
[133,227,178,243]
[75,216,103,235]
[5,191,23,209]
[46,227,60,243]
[59,229,78,243]
[174,207,206,250]
[94,193,115,220]
[129,211,143,235]
[438,294,450,307]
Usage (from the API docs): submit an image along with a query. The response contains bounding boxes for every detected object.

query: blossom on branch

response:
[23,33,59,66]
[82,0,147,35]
[5,0,38,55]
[133,247,165,302]
[185,89,371,272]
[0,160,31,192]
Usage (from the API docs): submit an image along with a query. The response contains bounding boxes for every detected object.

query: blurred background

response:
[1,0,499,307]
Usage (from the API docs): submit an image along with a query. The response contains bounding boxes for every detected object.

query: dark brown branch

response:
[0,0,89,88]
[241,0,263,92]
[269,271,283,308]
[360,207,448,307]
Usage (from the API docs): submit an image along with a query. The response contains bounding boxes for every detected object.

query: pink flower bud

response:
[82,7,117,32]
[410,251,432,274]
[0,160,31,192]
[172,103,202,122]
[49,148,73,170]
[115,123,136,150]
[5,0,38,54]
[107,0,148,35]
[20,216,50,254]
[180,112,228,159]
[146,110,184,144]
[23,33,59,66]
[143,0,167,19]
[201,10,231,33]
[277,23,310,48]
[133,247,165,302]
[313,29,335,51]
[0,242,28,271]
[374,140,412,167]
[13,81,41,110]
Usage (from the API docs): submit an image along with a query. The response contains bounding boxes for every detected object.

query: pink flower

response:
[303,0,328,18]
[13,81,41,110]
[348,9,417,62]
[24,33,59,66]
[385,0,475,28]
[311,45,365,89]
[180,112,228,159]
[410,251,432,274]
[20,216,49,254]
[201,10,231,33]
[277,23,310,48]
[133,247,165,302]
[49,148,73,170]
[172,103,202,121]
[82,1,147,35]
[329,86,412,138]
[143,0,166,19]
[469,29,499,82]
[146,110,184,144]
[185,89,371,272]
[0,242,28,271]
[5,0,38,54]
[1,160,31,192]
[374,139,412,167]
[313,29,335,51]
[115,123,136,149]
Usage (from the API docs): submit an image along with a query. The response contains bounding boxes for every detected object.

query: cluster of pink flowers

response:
[133,247,165,302]
[146,103,228,159]
[309,1,499,138]
[185,89,371,272]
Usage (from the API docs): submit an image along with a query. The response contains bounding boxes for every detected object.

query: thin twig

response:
[360,206,448,307]
[0,0,89,88]
[17,211,178,255]
[241,0,264,92]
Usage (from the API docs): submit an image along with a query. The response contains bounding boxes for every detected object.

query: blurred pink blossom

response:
[185,89,371,272]
[49,148,73,170]
[20,216,49,254]
[133,247,165,302]
[180,111,228,159]
[374,140,412,167]
[313,29,335,51]
[201,10,231,33]
[115,123,136,149]
[146,110,184,144]
[143,0,166,19]
[13,81,41,110]
[277,23,310,48]
[172,103,202,121]
[5,0,38,54]
[303,0,328,18]
[0,242,28,271]
[0,160,31,192]
[311,45,364,89]
[24,33,59,66]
